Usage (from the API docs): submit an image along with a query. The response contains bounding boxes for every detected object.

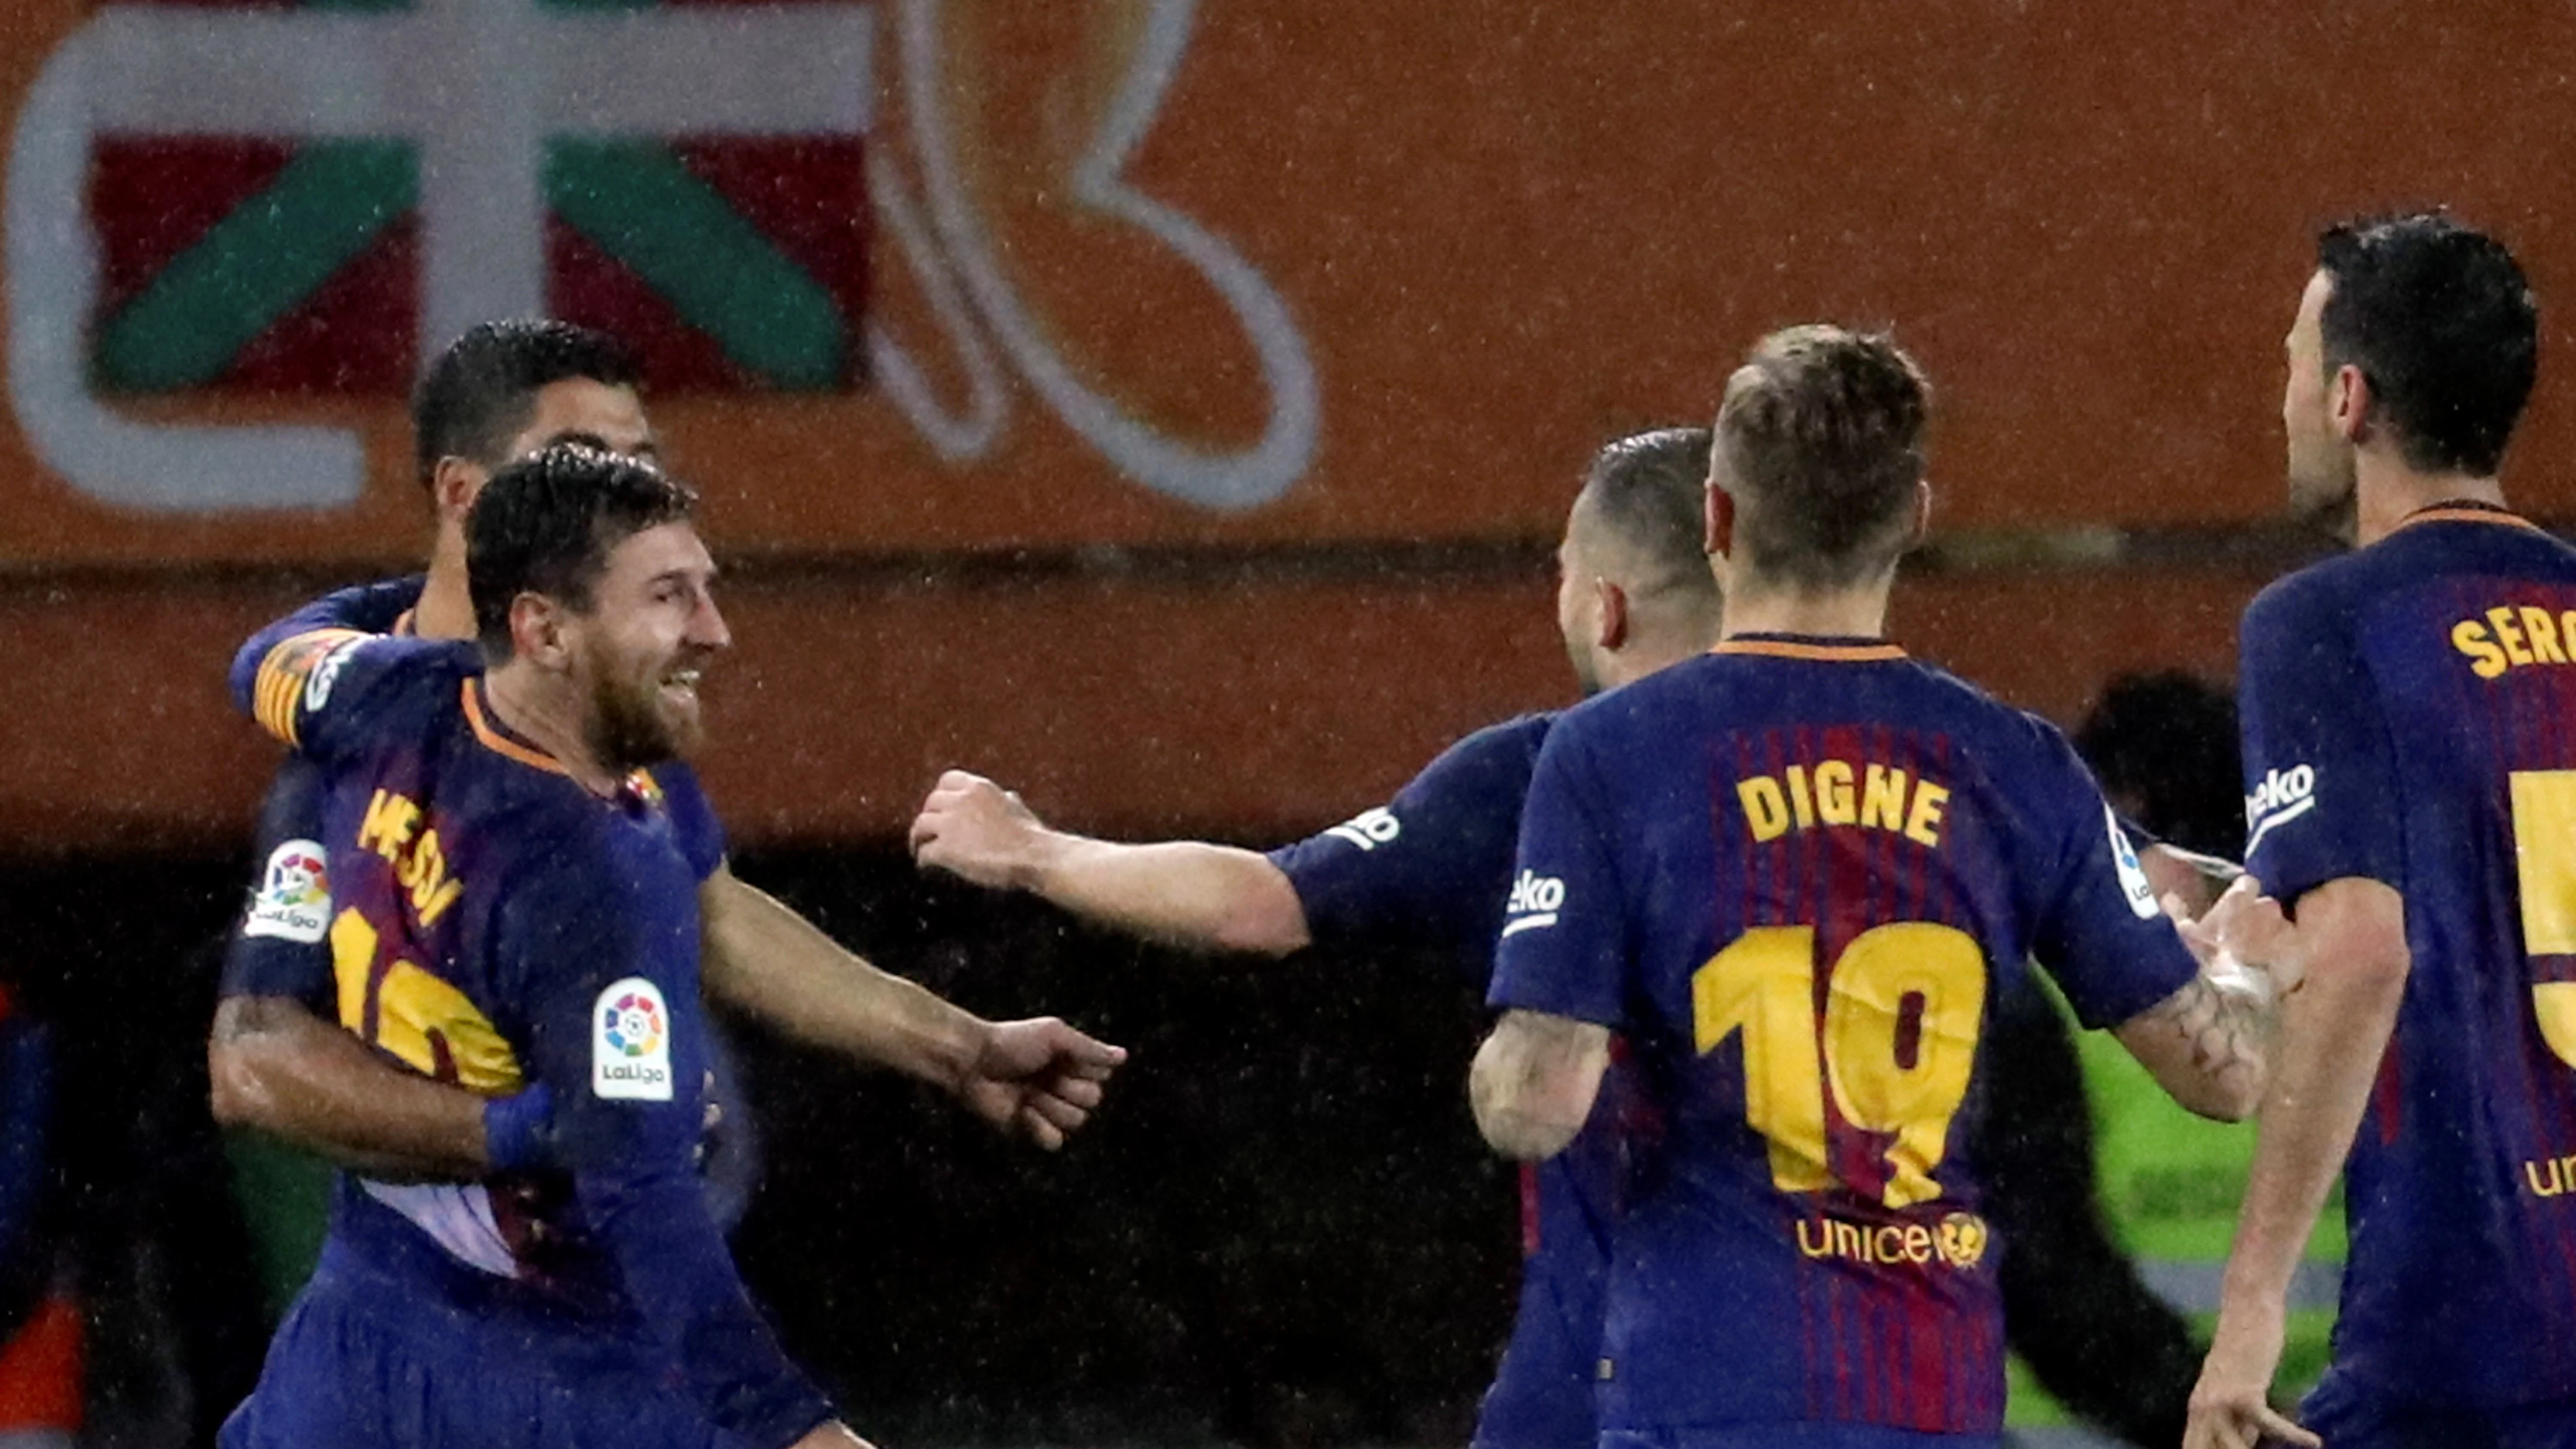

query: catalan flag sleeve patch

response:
[248,629,371,747]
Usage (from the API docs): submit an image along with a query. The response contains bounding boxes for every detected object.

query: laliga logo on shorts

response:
[6,0,1313,515]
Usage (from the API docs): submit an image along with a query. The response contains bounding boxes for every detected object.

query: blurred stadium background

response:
[0,0,2561,1443]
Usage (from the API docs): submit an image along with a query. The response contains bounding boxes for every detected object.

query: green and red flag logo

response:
[84,0,870,399]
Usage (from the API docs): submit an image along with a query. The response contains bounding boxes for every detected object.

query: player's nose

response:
[688,591,732,651]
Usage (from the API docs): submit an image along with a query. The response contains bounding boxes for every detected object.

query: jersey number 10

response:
[1692,922,1986,1209]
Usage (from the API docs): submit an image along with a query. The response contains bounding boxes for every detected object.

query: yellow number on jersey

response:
[329,906,522,1093]
[2510,770,2576,1067]
[1693,922,1987,1208]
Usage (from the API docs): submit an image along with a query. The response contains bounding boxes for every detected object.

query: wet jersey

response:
[1272,714,1655,1449]
[227,617,831,1448]
[1490,635,2198,1439]
[2239,504,2576,1411]
[219,577,726,1010]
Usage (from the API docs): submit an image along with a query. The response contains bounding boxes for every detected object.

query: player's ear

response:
[508,591,572,669]
[2330,364,2372,445]
[431,457,486,526]
[1594,578,1630,652]
[1704,482,1735,560]
[1906,479,1933,547]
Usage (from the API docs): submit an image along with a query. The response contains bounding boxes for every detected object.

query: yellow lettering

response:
[2530,1157,2568,1198]
[1815,761,1857,826]
[1902,1224,1933,1264]
[1861,765,1908,831]
[1904,781,1950,848]
[357,789,420,861]
[2455,619,2510,679]
[403,829,445,909]
[1785,766,1816,830]
[1831,1221,1865,1259]
[1872,1226,1905,1262]
[2525,607,2569,664]
[417,877,464,930]
[1795,1220,1832,1258]
[1739,777,1791,843]
[2490,607,2536,667]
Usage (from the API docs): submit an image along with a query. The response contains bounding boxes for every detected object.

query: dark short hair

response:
[2317,213,2536,478]
[1577,427,1717,602]
[467,444,698,660]
[412,320,641,491]
[2073,671,2242,860]
[1715,326,1929,588]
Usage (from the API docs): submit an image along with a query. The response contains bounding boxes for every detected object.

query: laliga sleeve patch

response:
[2106,806,2161,919]
[592,977,674,1101]
[243,839,333,943]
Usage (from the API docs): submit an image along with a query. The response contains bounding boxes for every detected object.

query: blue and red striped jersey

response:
[1489,634,2197,1438]
[2241,505,2576,1412]
[228,613,831,1448]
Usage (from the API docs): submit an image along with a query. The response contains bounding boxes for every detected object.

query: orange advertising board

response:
[4,0,2576,574]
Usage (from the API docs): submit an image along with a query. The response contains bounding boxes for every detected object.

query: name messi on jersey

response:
[357,788,464,929]
[2451,604,2576,678]
[1737,761,1949,847]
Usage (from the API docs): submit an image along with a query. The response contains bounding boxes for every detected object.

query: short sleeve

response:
[650,762,727,882]
[2236,575,2402,905]
[1267,715,1546,980]
[2023,723,2201,1030]
[1487,718,1629,1026]
[218,757,341,1010]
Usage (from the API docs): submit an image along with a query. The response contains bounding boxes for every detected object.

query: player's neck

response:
[1715,576,1891,642]
[481,662,624,796]
[2353,456,2507,546]
[414,529,476,641]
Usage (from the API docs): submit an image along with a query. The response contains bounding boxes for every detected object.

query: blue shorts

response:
[1602,1426,2000,1449]
[2303,1378,2576,1449]
[219,1259,723,1449]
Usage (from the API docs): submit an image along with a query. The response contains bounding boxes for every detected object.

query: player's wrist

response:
[482,1083,558,1172]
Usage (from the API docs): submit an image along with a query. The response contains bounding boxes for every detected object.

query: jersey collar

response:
[1713,633,1908,663]
[463,677,672,807]
[2393,498,2544,535]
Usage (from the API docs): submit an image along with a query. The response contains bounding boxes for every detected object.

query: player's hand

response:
[2185,1299,2320,1449]
[910,771,1048,890]
[2182,874,2306,1000]
[957,1016,1127,1150]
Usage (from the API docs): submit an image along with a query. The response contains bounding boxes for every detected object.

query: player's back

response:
[2241,507,2576,1408]
[1493,634,2194,1437]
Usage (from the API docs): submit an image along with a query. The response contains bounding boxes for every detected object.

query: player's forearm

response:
[699,870,989,1089]
[1025,834,1311,956]
[207,996,488,1180]
[2221,947,2404,1311]
[1469,1010,1609,1160]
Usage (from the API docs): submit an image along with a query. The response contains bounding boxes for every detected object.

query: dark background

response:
[12,840,1519,1446]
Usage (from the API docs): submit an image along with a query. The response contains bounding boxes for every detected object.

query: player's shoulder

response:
[1430,710,1558,775]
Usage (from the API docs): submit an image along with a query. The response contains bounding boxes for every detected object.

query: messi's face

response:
[565,520,731,772]
[2283,270,2358,533]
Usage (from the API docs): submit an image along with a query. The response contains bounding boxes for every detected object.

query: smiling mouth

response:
[659,666,703,704]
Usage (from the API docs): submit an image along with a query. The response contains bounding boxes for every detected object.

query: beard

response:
[2285,437,2360,546]
[583,648,704,774]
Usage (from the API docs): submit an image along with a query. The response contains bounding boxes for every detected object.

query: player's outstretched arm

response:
[697,863,1125,1150]
[1469,1009,1610,1160]
[910,770,1311,955]
[2110,877,2295,1122]
[2184,876,2399,1449]
[209,996,515,1180]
